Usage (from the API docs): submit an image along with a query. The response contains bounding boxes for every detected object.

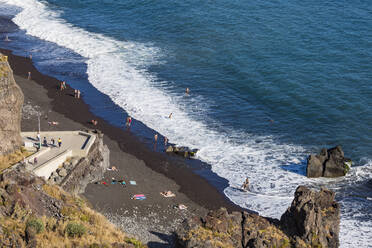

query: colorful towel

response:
[132,194,146,200]
[130,181,137,185]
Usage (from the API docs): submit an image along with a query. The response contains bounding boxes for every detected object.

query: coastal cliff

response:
[175,186,340,248]
[0,168,145,247]
[0,54,23,155]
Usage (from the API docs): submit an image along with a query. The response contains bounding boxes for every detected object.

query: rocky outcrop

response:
[0,54,24,155]
[165,145,198,158]
[306,146,352,178]
[0,163,144,247]
[59,130,110,194]
[280,186,340,248]
[175,186,340,248]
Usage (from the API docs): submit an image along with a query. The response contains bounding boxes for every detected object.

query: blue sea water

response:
[0,0,371,246]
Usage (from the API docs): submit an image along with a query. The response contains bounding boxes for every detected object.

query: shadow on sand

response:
[147,231,176,248]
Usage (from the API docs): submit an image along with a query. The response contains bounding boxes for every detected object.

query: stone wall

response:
[59,131,110,194]
[0,54,24,155]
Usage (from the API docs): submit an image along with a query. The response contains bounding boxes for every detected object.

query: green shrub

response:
[26,218,44,234]
[125,237,144,248]
[65,222,86,237]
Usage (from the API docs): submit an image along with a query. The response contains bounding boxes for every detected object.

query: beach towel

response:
[132,194,146,200]
[118,180,126,185]
[129,181,137,185]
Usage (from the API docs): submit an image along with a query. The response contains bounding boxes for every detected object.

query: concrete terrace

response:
[21,131,96,179]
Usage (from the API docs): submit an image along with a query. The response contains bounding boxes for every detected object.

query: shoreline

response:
[1,48,244,244]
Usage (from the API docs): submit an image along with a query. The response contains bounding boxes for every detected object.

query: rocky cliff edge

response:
[0,54,23,155]
[175,186,339,248]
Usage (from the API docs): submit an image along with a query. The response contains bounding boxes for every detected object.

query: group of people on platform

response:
[36,133,62,149]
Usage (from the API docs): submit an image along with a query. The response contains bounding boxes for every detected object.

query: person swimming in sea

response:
[241,177,249,191]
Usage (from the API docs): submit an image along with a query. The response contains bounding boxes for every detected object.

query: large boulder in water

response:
[280,186,340,248]
[165,145,198,158]
[306,146,351,178]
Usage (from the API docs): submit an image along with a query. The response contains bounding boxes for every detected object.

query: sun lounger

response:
[129,181,136,185]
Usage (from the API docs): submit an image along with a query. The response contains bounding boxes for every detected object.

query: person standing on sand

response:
[58,138,62,148]
[74,89,77,98]
[125,116,132,128]
[154,133,158,151]
[27,72,31,80]
[164,136,168,146]
[77,90,81,98]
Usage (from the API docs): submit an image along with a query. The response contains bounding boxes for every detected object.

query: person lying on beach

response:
[48,121,59,125]
[174,204,187,210]
[107,166,118,171]
[160,191,176,197]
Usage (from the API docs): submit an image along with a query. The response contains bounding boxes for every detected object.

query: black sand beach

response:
[1,48,243,246]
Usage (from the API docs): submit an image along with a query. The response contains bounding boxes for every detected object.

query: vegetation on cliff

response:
[0,146,32,173]
[0,168,146,247]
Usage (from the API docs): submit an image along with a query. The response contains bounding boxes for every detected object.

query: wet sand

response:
[1,48,243,246]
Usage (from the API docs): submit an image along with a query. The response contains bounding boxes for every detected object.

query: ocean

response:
[0,0,371,246]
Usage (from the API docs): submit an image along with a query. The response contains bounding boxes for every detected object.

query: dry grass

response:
[0,55,9,78]
[0,147,33,173]
[37,184,146,247]
[1,180,146,247]
[185,226,234,248]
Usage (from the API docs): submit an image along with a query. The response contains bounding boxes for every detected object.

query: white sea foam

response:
[2,0,372,247]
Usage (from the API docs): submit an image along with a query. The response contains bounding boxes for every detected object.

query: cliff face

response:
[0,166,144,247]
[0,54,24,155]
[59,131,110,194]
[175,186,340,248]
